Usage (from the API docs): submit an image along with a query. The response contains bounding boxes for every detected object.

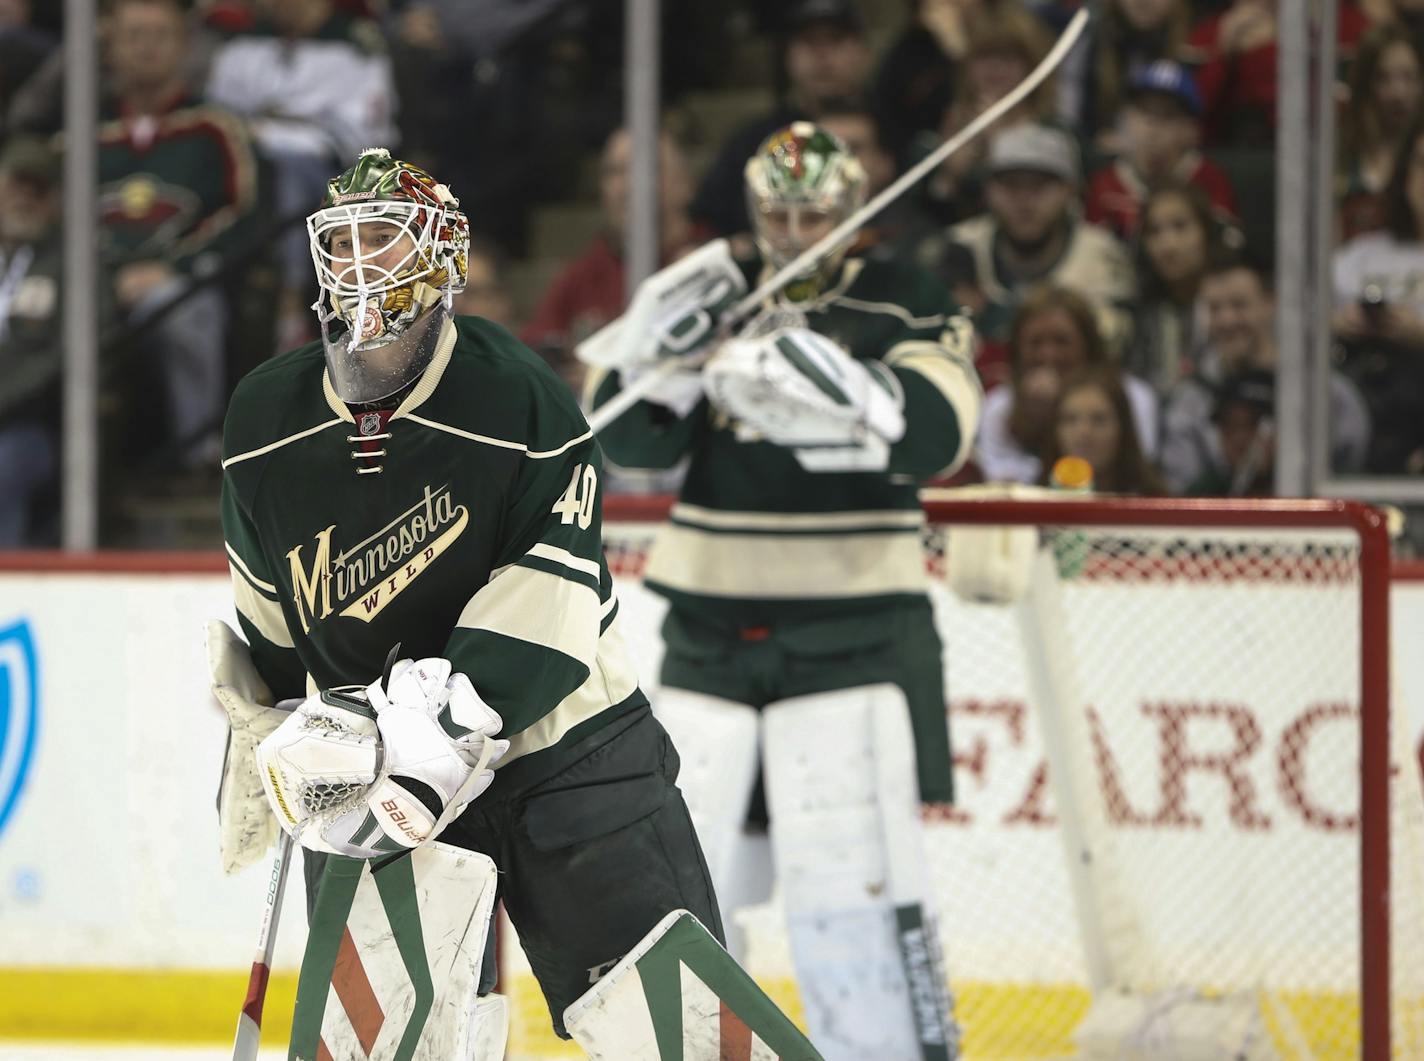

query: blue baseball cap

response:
[1127,60,1203,118]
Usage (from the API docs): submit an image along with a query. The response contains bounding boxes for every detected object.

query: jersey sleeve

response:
[878,269,984,481]
[219,471,307,702]
[443,382,633,741]
[583,363,707,471]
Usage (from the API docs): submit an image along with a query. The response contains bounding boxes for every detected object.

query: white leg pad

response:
[295,842,507,1060]
[653,688,760,890]
[563,909,819,1060]
[764,684,957,1061]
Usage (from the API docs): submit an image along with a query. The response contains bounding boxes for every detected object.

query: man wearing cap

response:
[1085,60,1238,242]
[691,0,873,241]
[0,136,62,546]
[945,122,1135,351]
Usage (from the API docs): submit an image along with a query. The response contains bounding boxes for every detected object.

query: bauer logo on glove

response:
[257,655,509,859]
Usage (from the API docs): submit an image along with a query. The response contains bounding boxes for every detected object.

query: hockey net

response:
[502,495,1424,1060]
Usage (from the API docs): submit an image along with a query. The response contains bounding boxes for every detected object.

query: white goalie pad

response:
[763,684,958,1061]
[291,842,506,1061]
[563,909,820,1060]
[206,619,291,874]
[652,688,760,887]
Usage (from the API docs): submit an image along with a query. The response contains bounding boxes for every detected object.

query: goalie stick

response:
[232,831,295,1061]
[585,6,1090,436]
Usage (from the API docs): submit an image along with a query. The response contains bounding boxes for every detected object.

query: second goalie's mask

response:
[744,122,867,296]
[307,148,470,403]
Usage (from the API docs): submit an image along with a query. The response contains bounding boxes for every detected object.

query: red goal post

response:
[593,494,1415,1060]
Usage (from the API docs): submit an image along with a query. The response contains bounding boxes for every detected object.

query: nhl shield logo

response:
[359,413,383,436]
[0,620,38,838]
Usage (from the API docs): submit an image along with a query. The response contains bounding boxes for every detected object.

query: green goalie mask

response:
[307,148,470,403]
[744,122,867,292]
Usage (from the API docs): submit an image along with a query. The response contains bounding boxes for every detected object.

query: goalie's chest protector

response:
[225,318,542,689]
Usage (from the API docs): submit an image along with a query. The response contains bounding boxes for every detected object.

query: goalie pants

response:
[659,597,953,806]
[303,704,724,1040]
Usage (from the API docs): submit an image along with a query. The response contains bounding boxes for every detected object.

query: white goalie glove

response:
[577,238,747,417]
[256,656,510,859]
[704,326,907,471]
[208,620,299,874]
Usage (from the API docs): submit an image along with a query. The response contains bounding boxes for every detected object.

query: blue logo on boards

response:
[0,620,39,838]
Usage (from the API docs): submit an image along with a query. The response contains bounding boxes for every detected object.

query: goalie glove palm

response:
[705,326,906,471]
[257,657,509,859]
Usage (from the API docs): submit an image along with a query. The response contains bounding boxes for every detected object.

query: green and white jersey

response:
[589,254,981,627]
[221,314,644,767]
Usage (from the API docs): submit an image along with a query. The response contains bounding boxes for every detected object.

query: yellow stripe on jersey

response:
[886,338,983,475]
[455,563,601,672]
[229,562,294,649]
[645,523,926,600]
[501,610,641,763]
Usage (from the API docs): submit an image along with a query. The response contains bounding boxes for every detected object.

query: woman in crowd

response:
[975,285,1159,483]
[1338,22,1424,241]
[1123,183,1233,397]
[1040,364,1167,494]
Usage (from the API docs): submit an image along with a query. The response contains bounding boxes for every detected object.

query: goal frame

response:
[603,493,1395,1055]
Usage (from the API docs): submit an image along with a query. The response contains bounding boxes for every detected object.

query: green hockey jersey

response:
[221,314,645,767]
[588,254,981,626]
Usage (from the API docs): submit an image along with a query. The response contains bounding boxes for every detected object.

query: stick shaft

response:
[233,832,295,1061]
[586,8,1089,436]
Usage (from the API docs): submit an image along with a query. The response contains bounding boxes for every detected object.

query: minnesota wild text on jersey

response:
[220,313,645,765]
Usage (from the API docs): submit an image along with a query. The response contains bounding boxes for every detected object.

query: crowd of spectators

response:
[3,0,1424,548]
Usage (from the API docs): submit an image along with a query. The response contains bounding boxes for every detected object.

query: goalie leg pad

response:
[563,908,821,1060]
[287,841,505,1061]
[652,688,760,892]
[764,684,958,1061]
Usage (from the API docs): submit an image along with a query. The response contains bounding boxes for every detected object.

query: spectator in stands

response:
[1338,24,1424,242]
[1334,114,1424,472]
[1041,364,1168,494]
[1085,60,1237,243]
[101,0,260,468]
[0,136,61,546]
[206,0,397,347]
[522,127,702,390]
[453,235,517,332]
[1066,0,1193,149]
[1124,183,1232,397]
[944,123,1135,350]
[975,285,1158,484]
[916,5,1060,226]
[691,0,872,239]
[1184,367,1277,495]
[0,0,55,140]
[872,0,981,170]
[1184,0,1369,146]
[1162,255,1370,492]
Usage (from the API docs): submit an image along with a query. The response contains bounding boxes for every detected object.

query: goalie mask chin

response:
[307,149,471,404]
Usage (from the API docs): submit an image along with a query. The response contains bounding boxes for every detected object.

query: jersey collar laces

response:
[307,148,470,404]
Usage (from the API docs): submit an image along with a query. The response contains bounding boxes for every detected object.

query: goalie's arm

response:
[584,362,707,470]
[880,273,983,482]
[219,472,308,701]
[444,379,633,761]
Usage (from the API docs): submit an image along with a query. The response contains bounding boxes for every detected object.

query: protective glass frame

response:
[307,200,442,299]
